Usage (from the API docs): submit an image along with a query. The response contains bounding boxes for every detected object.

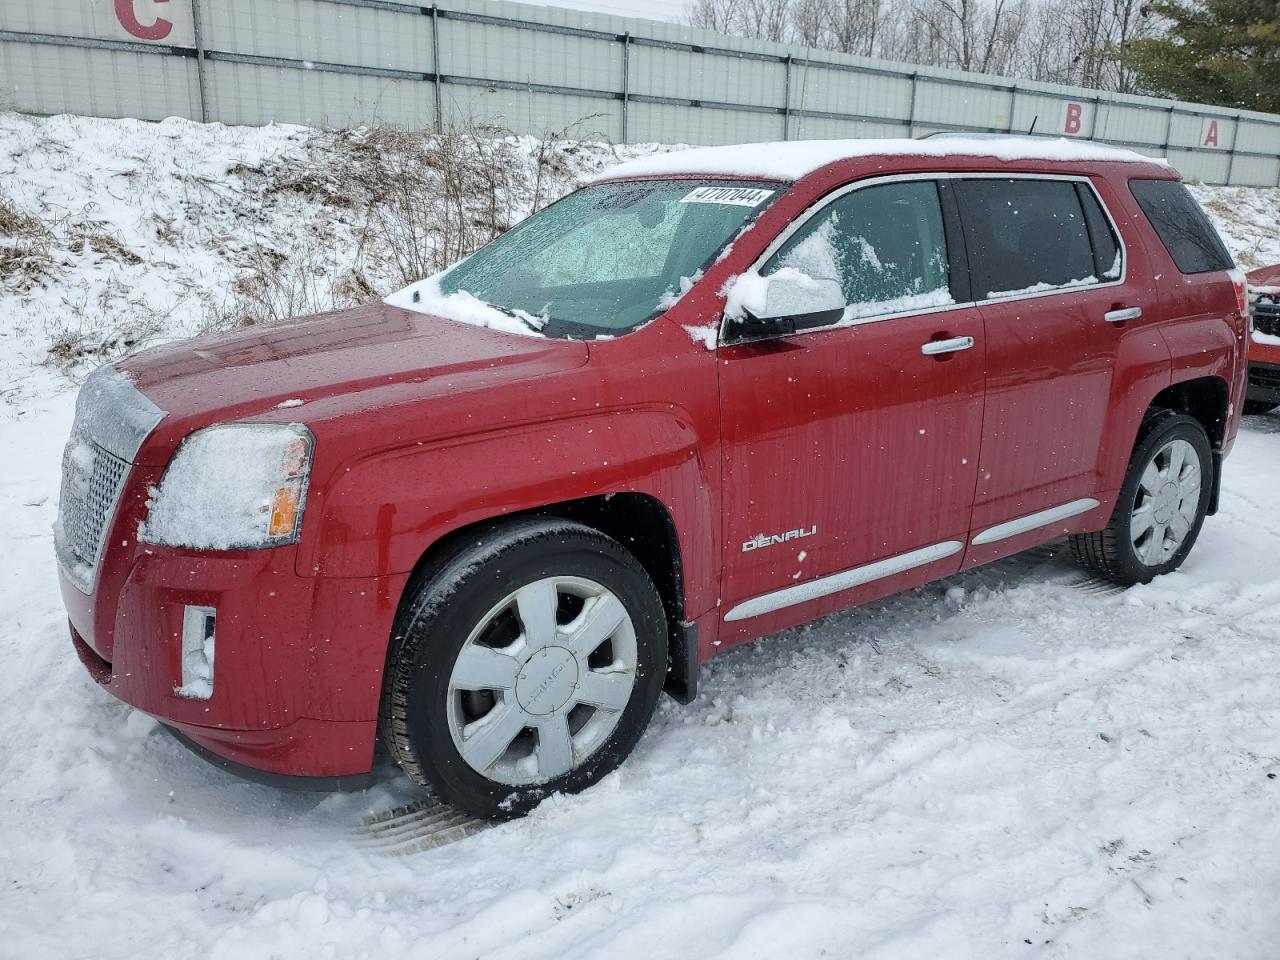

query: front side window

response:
[954,179,1098,299]
[764,180,952,319]
[1129,179,1234,275]
[439,179,779,338]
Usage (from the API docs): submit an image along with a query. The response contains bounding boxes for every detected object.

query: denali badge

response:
[742,525,817,552]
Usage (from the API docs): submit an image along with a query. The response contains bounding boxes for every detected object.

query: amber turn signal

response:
[268,482,303,538]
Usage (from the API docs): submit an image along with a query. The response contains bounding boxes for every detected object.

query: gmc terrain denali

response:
[57,137,1248,818]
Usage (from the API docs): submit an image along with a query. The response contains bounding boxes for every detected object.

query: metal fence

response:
[4,0,1280,186]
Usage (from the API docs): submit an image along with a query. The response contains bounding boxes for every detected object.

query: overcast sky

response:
[512,0,689,26]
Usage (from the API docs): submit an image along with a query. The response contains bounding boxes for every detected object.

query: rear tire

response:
[380,518,667,820]
[1070,411,1212,586]
[1243,399,1277,416]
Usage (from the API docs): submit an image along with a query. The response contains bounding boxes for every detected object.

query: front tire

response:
[1070,411,1212,586]
[381,518,667,819]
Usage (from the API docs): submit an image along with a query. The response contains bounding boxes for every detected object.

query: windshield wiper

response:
[487,302,546,333]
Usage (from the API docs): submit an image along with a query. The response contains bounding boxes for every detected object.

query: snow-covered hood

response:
[115,302,587,462]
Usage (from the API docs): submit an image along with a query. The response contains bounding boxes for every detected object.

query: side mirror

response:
[725,271,846,341]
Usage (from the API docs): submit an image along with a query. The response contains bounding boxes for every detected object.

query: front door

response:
[719,178,985,630]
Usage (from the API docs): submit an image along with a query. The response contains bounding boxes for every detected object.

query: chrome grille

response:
[57,437,130,587]
[54,364,164,592]
[1254,300,1280,338]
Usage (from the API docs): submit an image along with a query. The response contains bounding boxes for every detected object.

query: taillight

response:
[1228,268,1249,316]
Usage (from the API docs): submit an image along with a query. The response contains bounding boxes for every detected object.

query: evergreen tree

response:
[1120,0,1280,111]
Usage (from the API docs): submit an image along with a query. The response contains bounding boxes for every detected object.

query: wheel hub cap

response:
[1130,437,1201,567]
[515,646,579,716]
[445,576,639,787]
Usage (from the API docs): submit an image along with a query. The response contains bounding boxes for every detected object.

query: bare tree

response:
[684,0,1165,92]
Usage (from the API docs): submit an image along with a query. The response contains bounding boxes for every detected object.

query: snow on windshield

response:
[388,180,775,339]
[386,275,547,338]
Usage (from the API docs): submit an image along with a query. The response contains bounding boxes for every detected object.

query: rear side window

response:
[765,180,952,318]
[1129,179,1233,275]
[1076,183,1122,280]
[954,179,1099,298]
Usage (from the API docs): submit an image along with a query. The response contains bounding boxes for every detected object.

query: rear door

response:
[718,178,986,629]
[953,176,1158,563]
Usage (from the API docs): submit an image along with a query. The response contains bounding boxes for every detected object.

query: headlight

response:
[140,424,314,550]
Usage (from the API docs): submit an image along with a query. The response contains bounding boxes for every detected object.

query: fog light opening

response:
[176,605,215,700]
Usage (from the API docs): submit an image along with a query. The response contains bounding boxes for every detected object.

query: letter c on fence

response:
[114,0,174,42]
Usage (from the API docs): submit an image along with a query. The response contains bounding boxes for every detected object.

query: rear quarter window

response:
[1129,179,1234,275]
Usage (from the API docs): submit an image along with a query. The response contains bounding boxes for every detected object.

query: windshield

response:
[438,179,781,338]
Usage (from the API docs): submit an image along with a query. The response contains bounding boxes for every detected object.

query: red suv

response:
[1246,263,1280,413]
[57,138,1248,818]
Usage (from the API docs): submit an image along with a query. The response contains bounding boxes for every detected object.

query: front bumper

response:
[63,546,407,780]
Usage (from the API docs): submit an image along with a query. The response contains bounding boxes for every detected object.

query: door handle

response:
[1104,306,1142,323]
[920,336,975,356]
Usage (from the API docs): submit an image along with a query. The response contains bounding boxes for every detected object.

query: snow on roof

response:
[594,136,1167,183]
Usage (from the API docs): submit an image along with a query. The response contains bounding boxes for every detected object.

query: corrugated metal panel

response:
[1229,154,1280,187]
[1169,148,1231,185]
[630,46,783,108]
[1236,120,1279,154]
[438,16,618,90]
[792,66,910,121]
[0,41,199,120]
[1,0,108,35]
[1,0,196,45]
[205,58,434,127]
[2,0,1279,185]
[627,101,779,146]
[205,0,433,74]
[441,87,620,137]
[914,80,1012,130]
[1093,103,1168,148]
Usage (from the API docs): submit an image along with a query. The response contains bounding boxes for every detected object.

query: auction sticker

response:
[680,186,775,207]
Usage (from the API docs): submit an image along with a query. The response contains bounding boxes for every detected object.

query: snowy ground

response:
[3,115,1280,957]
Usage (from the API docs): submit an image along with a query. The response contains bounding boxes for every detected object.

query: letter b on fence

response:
[1064,102,1084,135]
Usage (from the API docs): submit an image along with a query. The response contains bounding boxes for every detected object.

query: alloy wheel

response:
[445,576,638,786]
[1130,437,1202,566]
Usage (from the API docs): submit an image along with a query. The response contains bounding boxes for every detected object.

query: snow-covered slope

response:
[3,114,1280,958]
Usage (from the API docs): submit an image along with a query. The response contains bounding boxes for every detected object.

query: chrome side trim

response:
[970,498,1100,546]
[723,540,964,622]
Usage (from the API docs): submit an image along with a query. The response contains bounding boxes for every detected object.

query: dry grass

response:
[200,118,590,335]
[43,310,167,372]
[348,123,526,287]
[0,193,57,294]
[200,239,374,332]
